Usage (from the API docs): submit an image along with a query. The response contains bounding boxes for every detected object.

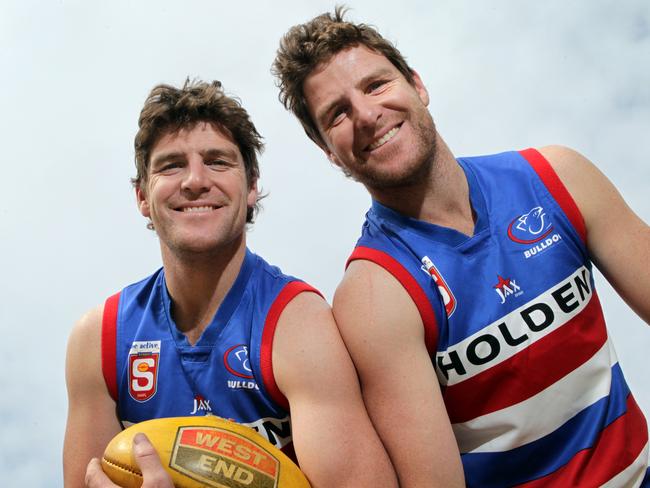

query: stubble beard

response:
[156,211,247,264]
[352,112,437,191]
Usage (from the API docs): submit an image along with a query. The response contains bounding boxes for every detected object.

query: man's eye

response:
[206,159,227,167]
[367,80,386,93]
[160,162,181,172]
[330,107,347,126]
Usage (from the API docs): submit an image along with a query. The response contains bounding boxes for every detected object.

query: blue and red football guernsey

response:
[101,249,319,456]
[348,149,649,487]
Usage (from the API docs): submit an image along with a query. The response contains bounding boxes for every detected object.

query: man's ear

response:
[246,178,259,208]
[411,69,430,107]
[136,186,150,218]
[325,150,343,168]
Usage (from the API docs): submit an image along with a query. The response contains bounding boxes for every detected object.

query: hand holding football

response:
[101,416,311,487]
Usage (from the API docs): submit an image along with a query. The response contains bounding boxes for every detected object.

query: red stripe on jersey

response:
[102,292,120,402]
[260,281,322,411]
[519,148,587,244]
[519,394,649,487]
[347,246,439,354]
[445,292,606,423]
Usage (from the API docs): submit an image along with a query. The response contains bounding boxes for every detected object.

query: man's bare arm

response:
[333,261,465,488]
[272,291,399,488]
[64,307,122,488]
[540,145,650,323]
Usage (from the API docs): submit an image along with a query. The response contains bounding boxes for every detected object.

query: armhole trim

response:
[260,281,323,411]
[347,246,439,354]
[519,148,587,244]
[101,292,120,402]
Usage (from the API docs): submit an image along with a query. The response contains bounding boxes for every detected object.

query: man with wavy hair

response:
[64,79,398,488]
[272,7,650,487]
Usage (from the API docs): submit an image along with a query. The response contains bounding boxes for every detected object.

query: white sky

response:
[1,1,648,485]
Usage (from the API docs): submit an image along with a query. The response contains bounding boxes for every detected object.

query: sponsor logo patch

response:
[170,426,280,488]
[190,395,212,415]
[421,256,457,317]
[224,344,260,391]
[507,206,563,258]
[224,344,254,379]
[128,340,160,402]
[507,206,553,244]
[493,275,524,304]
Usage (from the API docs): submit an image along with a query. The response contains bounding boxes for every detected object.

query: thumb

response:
[133,433,174,488]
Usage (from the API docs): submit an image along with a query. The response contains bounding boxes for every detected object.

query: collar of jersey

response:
[370,158,489,248]
[160,248,256,348]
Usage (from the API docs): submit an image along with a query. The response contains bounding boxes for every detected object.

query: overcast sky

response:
[1,1,648,485]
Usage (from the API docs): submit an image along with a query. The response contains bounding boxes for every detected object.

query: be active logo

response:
[507,205,562,258]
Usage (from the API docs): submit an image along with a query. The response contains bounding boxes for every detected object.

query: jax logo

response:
[493,275,523,304]
[507,206,553,244]
[128,340,160,402]
[190,394,212,415]
[223,344,254,379]
[421,256,457,317]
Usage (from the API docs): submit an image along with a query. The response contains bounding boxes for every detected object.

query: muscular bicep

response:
[540,145,650,323]
[333,261,464,487]
[64,307,121,488]
[272,292,398,488]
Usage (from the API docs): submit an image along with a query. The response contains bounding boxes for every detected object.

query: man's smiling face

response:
[304,45,437,190]
[137,121,257,256]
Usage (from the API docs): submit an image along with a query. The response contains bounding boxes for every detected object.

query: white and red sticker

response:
[421,256,457,317]
[128,340,161,402]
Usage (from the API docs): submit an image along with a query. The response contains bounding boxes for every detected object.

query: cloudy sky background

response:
[1,1,649,485]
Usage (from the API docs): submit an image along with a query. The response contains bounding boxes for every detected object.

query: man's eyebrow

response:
[200,148,239,160]
[151,147,240,168]
[151,151,184,168]
[356,67,395,88]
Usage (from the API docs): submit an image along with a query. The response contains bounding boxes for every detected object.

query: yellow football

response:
[101,416,311,488]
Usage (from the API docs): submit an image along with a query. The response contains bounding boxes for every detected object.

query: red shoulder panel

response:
[519,148,587,244]
[101,292,120,402]
[347,246,439,354]
[260,282,323,411]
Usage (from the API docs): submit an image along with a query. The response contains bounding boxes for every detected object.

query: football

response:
[102,416,311,487]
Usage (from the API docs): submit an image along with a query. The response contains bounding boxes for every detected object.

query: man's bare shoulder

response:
[334,259,421,330]
[537,144,609,197]
[69,305,104,348]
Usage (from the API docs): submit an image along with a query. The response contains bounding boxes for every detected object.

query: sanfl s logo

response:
[128,340,161,402]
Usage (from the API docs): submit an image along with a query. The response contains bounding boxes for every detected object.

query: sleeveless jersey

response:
[101,249,318,455]
[348,149,649,487]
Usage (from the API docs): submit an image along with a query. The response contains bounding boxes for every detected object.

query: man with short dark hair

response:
[64,79,398,488]
[272,7,650,487]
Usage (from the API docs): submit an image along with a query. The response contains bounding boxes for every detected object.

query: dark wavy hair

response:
[272,6,414,147]
[133,79,264,223]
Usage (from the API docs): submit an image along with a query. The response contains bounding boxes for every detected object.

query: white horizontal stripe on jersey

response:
[453,339,617,453]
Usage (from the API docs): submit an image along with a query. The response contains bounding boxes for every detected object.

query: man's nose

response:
[181,158,210,194]
[352,95,381,132]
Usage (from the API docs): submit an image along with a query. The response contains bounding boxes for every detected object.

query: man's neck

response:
[160,237,247,345]
[370,134,476,237]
